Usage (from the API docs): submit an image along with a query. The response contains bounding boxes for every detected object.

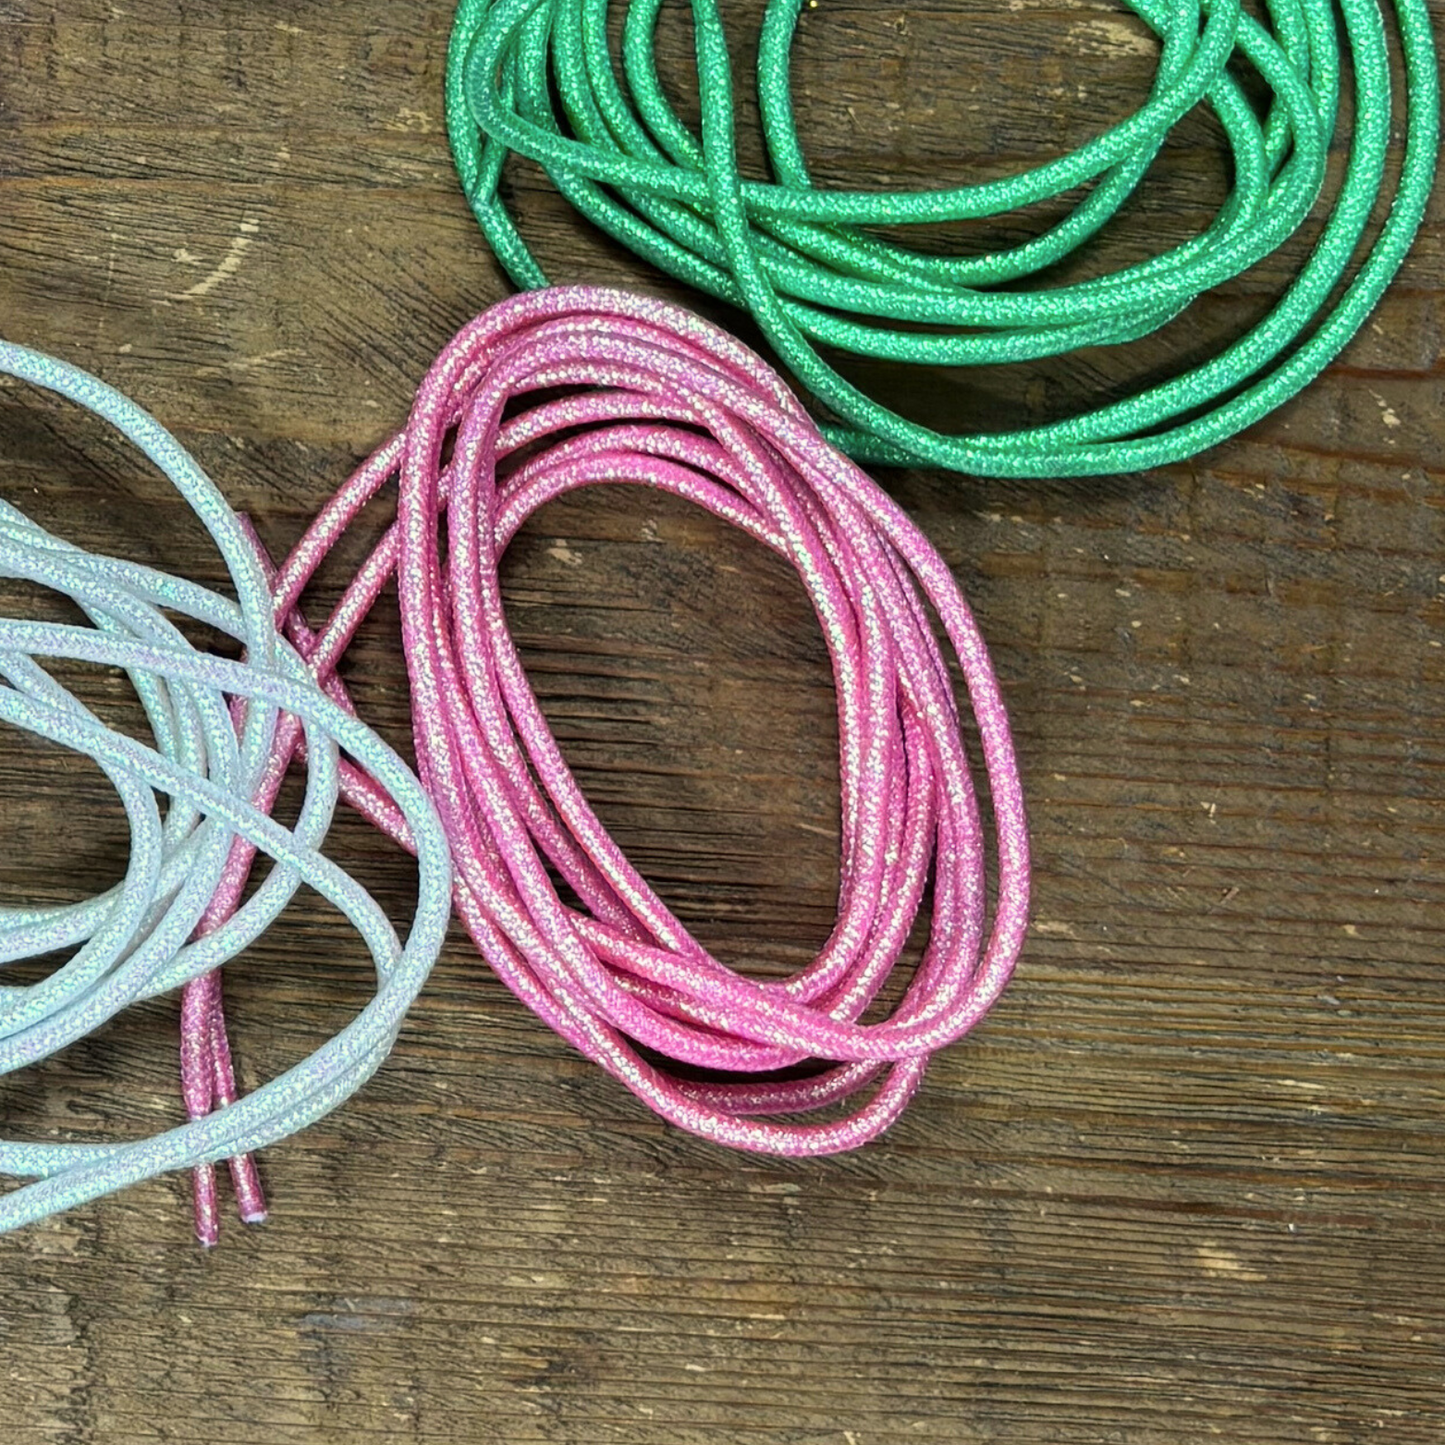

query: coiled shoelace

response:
[447,0,1439,476]
[0,343,452,1240]
[237,286,1029,1153]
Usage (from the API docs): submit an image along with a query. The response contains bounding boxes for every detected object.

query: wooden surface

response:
[2,2,1443,1441]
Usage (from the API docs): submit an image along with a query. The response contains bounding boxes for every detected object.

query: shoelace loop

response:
[257,287,1030,1153]
[447,0,1438,475]
[0,343,452,1241]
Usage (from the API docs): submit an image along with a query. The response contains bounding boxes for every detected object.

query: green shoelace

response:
[446,0,1438,477]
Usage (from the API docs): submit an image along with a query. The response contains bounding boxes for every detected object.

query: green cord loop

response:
[446,0,1438,477]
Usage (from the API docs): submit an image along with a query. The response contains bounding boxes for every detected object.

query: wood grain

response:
[1,2,1442,1441]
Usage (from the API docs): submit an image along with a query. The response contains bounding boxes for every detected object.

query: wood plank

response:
[1,1,1443,1441]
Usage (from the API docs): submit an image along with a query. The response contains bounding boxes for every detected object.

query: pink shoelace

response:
[182,287,1030,1237]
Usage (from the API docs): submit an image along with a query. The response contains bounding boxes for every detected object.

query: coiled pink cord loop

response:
[199,287,1030,1155]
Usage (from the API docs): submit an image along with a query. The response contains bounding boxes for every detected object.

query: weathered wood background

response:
[2,2,1443,1440]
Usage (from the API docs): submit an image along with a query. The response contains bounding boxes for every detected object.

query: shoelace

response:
[230,286,1030,1154]
[0,342,452,1241]
[446,0,1438,476]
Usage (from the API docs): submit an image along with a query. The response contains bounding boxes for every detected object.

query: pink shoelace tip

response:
[181,286,1031,1233]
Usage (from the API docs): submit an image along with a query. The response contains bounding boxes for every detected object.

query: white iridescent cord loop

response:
[0,341,452,1237]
